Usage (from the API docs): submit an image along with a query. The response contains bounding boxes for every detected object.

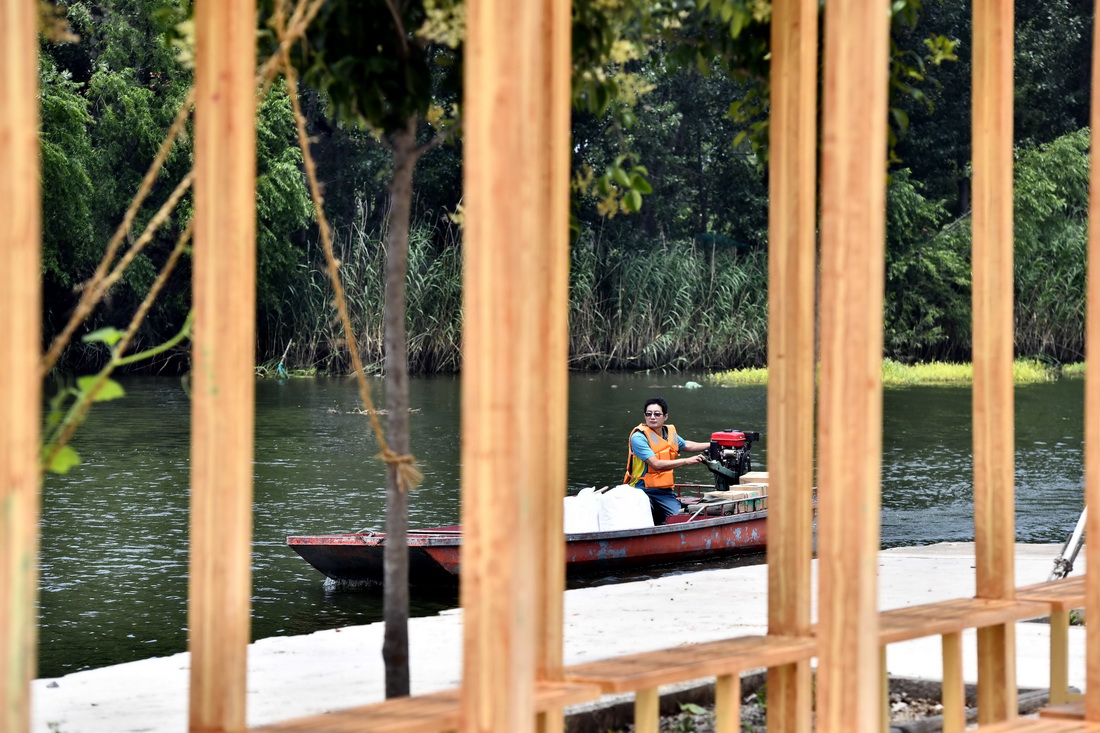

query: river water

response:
[38,373,1086,677]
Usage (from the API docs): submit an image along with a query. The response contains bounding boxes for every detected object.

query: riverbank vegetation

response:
[710,358,1068,387]
[40,0,1096,376]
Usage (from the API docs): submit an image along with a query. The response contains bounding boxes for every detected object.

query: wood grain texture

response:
[1016,577,1086,612]
[532,0,572,700]
[714,674,741,733]
[816,0,889,729]
[876,598,1047,645]
[190,1,257,730]
[765,0,817,730]
[0,2,41,731]
[565,635,816,693]
[969,719,1100,732]
[971,0,1018,722]
[1087,0,1100,720]
[249,682,600,733]
[942,632,966,733]
[461,1,564,730]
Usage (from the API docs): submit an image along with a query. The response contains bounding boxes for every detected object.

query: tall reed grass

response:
[262,229,771,374]
[260,220,463,374]
[569,236,769,370]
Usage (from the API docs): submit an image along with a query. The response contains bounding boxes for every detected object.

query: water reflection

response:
[38,373,1086,677]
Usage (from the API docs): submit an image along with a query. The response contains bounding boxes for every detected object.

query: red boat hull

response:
[287,511,767,586]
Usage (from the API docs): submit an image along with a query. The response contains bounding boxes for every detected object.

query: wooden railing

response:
[2,0,1097,731]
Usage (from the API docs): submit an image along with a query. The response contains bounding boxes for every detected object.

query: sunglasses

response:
[644,411,664,417]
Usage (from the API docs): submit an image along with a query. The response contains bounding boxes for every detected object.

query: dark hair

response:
[643,397,668,415]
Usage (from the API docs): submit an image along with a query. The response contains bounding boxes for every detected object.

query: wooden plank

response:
[971,0,1018,723]
[876,598,1048,645]
[1040,702,1085,721]
[0,2,41,732]
[1087,0,1100,719]
[816,0,889,728]
[250,682,600,733]
[766,0,817,731]
[461,0,556,730]
[534,4,571,732]
[1017,578,1086,612]
[190,1,257,731]
[974,720,1100,732]
[565,635,816,693]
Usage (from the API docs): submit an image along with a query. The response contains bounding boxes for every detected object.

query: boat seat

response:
[248,680,600,733]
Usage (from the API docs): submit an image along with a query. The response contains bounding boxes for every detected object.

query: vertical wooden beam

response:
[0,2,41,732]
[461,0,552,730]
[766,0,817,730]
[1085,0,1100,719]
[633,688,659,733]
[714,674,741,733]
[941,632,966,733]
[190,1,256,731]
[1048,609,1070,706]
[971,0,1017,723]
[816,0,888,729]
[534,1,572,731]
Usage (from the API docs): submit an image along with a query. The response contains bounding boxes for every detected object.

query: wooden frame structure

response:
[2,0,1098,731]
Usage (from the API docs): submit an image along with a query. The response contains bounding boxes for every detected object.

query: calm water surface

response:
[38,373,1086,677]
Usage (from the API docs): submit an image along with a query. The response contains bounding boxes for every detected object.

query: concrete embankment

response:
[32,543,1085,733]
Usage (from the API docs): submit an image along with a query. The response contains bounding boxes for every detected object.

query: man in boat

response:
[624,397,710,524]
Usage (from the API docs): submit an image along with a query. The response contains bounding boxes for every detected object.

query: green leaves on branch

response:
[42,313,193,475]
[573,157,652,218]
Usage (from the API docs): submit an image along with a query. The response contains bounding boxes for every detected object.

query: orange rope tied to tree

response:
[272,0,423,494]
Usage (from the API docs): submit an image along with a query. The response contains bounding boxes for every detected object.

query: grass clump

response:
[1063,362,1086,378]
[709,358,1062,387]
[880,358,1057,385]
[708,367,768,386]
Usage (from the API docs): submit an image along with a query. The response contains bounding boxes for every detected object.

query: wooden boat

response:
[287,494,768,586]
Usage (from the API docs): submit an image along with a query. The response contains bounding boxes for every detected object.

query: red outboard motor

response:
[706,429,761,490]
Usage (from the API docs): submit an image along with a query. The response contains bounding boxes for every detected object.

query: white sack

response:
[563,486,601,534]
[596,484,655,531]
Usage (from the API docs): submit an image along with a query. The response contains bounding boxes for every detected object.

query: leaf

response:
[82,327,123,347]
[46,444,81,475]
[612,166,631,187]
[77,376,126,402]
[680,702,708,715]
[624,189,643,212]
[631,174,653,195]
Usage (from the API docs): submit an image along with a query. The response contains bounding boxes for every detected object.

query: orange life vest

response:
[623,423,680,488]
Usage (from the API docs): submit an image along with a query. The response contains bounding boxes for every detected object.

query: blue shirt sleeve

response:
[631,432,655,463]
[676,434,686,451]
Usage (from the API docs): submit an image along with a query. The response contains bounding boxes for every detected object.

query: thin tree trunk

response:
[382,116,418,698]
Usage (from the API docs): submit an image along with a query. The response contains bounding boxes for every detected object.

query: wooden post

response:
[1085,0,1100,718]
[971,0,1017,723]
[941,632,966,733]
[0,2,41,732]
[816,0,888,729]
[714,674,742,733]
[534,1,572,731]
[461,0,558,730]
[190,1,257,731]
[766,0,817,730]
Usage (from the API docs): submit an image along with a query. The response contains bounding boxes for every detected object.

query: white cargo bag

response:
[563,486,601,534]
[596,484,655,531]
